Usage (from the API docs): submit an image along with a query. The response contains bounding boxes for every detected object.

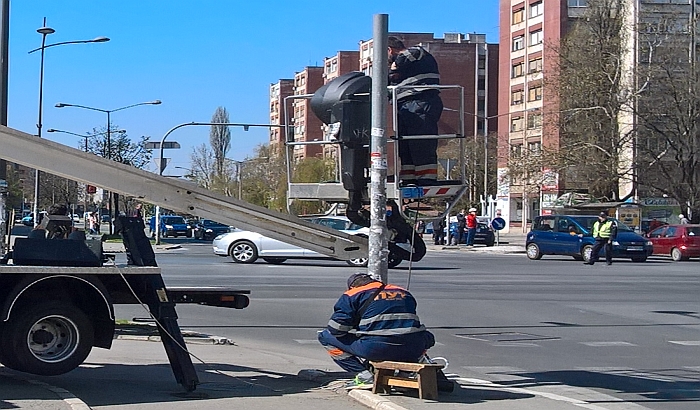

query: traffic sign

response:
[491,217,506,231]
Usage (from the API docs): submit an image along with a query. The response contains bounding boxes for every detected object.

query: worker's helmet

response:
[347,273,375,289]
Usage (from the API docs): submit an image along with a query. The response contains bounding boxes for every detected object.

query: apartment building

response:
[269,79,294,153]
[497,0,700,232]
[497,0,565,231]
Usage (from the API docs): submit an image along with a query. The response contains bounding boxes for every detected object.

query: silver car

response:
[212,216,371,266]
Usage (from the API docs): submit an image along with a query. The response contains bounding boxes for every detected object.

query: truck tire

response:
[1,302,94,376]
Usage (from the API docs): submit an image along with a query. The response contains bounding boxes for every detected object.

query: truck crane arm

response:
[0,125,367,260]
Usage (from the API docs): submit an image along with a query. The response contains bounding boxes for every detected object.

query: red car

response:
[646,224,700,261]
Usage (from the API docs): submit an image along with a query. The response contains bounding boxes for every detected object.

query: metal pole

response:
[33,18,52,227]
[237,162,242,200]
[0,0,8,182]
[368,14,389,283]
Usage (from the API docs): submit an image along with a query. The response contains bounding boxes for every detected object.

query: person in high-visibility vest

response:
[585,211,617,265]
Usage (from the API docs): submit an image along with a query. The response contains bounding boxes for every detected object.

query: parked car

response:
[448,222,495,246]
[20,215,34,226]
[193,219,232,240]
[148,215,191,238]
[526,215,653,263]
[646,224,700,261]
[211,215,390,267]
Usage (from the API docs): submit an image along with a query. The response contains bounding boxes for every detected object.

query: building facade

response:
[498,0,700,232]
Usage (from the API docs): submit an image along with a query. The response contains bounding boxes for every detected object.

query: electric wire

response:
[111,260,290,392]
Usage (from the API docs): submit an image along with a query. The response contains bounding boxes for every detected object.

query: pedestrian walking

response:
[433,217,446,245]
[585,212,617,266]
[456,209,466,245]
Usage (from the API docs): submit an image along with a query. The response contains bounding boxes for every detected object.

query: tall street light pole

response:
[47,128,126,221]
[55,100,161,233]
[28,18,109,226]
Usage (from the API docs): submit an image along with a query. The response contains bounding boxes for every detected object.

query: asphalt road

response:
[108,242,700,410]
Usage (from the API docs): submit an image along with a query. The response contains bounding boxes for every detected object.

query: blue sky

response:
[9,1,499,175]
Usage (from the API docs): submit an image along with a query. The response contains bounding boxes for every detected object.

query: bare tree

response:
[634,15,700,221]
[545,0,632,201]
[210,107,231,176]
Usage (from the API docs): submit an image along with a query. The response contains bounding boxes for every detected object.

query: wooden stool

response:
[370,360,444,400]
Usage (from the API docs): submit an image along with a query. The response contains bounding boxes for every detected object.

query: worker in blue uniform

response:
[388,36,443,186]
[318,273,435,386]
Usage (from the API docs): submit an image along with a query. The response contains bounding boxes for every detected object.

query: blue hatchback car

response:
[526,215,653,263]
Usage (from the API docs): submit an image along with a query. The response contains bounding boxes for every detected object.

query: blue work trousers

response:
[318,329,435,373]
[466,227,476,246]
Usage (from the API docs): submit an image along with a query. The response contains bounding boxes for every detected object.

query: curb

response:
[348,389,409,410]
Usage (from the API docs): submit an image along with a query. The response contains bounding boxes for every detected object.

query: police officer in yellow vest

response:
[585,211,617,265]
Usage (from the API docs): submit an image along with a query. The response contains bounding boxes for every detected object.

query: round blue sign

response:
[491,217,506,231]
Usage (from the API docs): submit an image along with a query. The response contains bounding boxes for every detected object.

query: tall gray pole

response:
[368,14,389,283]
[0,0,8,181]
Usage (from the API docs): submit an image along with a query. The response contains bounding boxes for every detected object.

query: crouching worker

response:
[318,273,435,387]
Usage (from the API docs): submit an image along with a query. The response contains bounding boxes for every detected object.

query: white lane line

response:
[669,340,700,346]
[455,377,650,410]
[580,341,637,347]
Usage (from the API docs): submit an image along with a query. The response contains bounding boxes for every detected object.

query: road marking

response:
[25,379,91,410]
[580,341,637,347]
[669,340,700,346]
[455,377,650,409]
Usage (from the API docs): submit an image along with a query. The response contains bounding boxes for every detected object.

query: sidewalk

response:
[1,332,631,410]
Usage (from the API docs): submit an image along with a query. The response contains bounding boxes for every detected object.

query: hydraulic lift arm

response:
[0,125,367,260]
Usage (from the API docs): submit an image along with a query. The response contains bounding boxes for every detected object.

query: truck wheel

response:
[1,302,94,376]
[230,240,258,263]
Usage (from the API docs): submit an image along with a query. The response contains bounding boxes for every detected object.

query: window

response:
[530,1,544,17]
[512,62,525,78]
[534,216,555,231]
[527,113,542,129]
[528,141,542,154]
[511,89,524,105]
[568,0,588,7]
[528,85,543,101]
[529,57,543,73]
[511,144,523,157]
[530,29,543,46]
[511,117,524,132]
[513,8,524,24]
[512,35,524,51]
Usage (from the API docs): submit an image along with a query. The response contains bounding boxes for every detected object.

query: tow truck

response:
[0,124,369,392]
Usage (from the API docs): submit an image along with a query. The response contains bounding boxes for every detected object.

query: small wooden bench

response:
[370,360,444,400]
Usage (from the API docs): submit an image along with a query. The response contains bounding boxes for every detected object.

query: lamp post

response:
[152,121,279,244]
[229,157,268,200]
[28,18,109,226]
[47,128,126,152]
[55,100,161,233]
[47,128,125,225]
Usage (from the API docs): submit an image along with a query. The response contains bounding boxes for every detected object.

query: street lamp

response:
[55,100,161,232]
[28,17,109,226]
[230,158,268,200]
[47,128,126,152]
